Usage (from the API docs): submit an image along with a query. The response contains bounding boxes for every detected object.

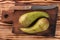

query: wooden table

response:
[0,1,60,40]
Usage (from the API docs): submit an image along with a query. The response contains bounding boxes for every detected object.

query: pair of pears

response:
[19,11,49,34]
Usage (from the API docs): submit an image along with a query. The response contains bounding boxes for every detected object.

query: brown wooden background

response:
[0,1,60,40]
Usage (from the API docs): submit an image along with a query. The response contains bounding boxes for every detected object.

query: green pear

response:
[20,18,49,33]
[19,11,49,27]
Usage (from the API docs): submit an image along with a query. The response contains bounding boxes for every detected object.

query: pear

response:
[20,18,49,33]
[19,11,49,27]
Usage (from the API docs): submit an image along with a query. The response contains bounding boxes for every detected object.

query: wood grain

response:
[0,1,60,40]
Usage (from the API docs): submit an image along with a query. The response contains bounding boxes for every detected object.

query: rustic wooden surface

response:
[0,1,60,40]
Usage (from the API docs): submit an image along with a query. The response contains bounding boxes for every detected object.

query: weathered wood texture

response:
[0,1,60,40]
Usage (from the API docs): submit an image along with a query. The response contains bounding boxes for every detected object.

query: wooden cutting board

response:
[0,1,60,40]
